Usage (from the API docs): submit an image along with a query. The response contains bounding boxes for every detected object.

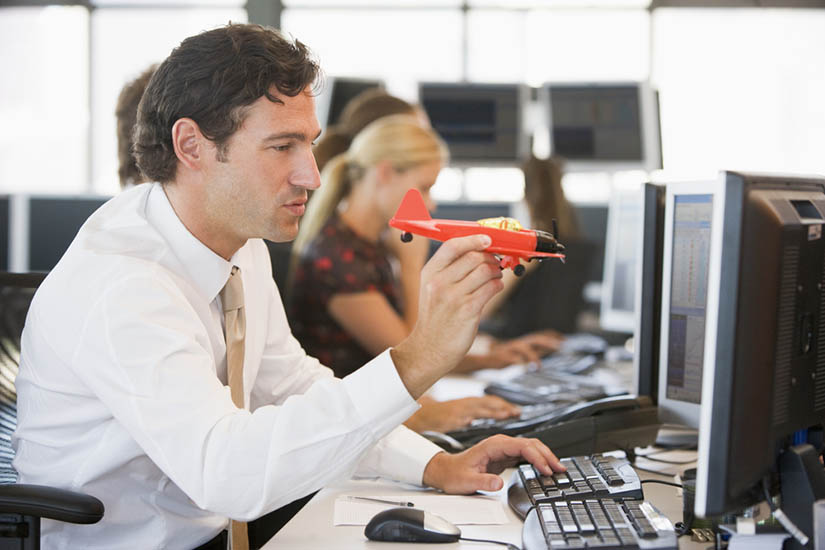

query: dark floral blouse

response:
[289,214,401,378]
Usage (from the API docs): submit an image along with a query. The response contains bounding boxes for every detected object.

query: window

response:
[0,3,245,196]
[651,8,825,180]
[0,7,89,194]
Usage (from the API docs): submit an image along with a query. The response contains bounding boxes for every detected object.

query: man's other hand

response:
[421,434,565,494]
[392,234,503,398]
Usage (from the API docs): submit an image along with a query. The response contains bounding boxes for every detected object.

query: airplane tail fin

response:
[393,189,431,221]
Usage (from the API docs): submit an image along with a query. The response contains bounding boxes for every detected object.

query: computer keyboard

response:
[542,354,601,375]
[485,370,613,406]
[558,333,609,356]
[508,454,643,519]
[522,498,677,550]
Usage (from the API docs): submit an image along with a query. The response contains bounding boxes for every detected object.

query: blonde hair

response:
[290,115,447,284]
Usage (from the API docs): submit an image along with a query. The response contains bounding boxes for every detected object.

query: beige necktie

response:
[219,266,249,550]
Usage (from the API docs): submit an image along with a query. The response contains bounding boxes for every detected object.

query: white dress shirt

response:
[13,183,442,549]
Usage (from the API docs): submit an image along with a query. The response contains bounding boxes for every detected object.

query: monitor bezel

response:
[632,183,665,400]
[657,179,720,428]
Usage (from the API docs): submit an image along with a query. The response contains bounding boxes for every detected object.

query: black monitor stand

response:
[779,443,825,550]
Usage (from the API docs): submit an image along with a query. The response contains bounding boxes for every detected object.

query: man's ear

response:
[171,118,207,171]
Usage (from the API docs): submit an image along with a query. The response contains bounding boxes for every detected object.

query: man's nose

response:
[291,150,321,190]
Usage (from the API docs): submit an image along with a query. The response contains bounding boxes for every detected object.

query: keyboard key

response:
[548,534,569,547]
[555,474,571,486]
[542,476,558,488]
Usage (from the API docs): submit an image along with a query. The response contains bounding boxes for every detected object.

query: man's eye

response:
[273,144,291,152]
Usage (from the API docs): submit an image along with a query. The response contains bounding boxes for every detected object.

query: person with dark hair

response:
[115,64,156,188]
[13,23,563,550]
[313,87,427,172]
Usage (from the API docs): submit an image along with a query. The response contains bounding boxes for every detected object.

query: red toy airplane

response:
[389,189,566,276]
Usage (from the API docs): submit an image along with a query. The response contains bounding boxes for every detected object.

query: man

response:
[13,24,563,549]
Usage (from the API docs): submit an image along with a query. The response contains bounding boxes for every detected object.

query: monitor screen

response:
[314,77,384,130]
[28,196,109,272]
[665,194,712,405]
[600,186,643,333]
[326,78,383,127]
[545,83,662,172]
[657,182,717,428]
[695,172,825,530]
[574,204,608,284]
[418,83,527,163]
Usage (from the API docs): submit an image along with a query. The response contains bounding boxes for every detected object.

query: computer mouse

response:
[364,507,461,543]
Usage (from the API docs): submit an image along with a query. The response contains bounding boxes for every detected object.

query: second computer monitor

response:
[657,181,718,428]
[544,82,662,173]
[418,82,529,164]
[600,186,643,334]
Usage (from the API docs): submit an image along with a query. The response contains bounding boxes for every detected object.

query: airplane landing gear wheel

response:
[400,232,413,243]
[513,264,526,277]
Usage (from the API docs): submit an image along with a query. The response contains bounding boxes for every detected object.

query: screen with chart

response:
[665,194,713,405]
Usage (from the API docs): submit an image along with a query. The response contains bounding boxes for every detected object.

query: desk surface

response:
[265,368,696,549]
[265,463,703,549]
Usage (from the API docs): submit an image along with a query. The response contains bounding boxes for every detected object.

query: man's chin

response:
[266,224,299,243]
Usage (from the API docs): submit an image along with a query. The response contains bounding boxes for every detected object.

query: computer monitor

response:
[574,203,609,284]
[27,196,109,272]
[632,183,665,401]
[316,77,384,129]
[656,181,718,429]
[418,82,529,164]
[695,172,825,544]
[600,186,643,334]
[543,82,662,172]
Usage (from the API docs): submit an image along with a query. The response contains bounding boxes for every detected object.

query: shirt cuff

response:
[355,425,445,486]
[342,348,419,440]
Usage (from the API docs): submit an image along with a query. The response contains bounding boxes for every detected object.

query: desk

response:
[265,465,704,549]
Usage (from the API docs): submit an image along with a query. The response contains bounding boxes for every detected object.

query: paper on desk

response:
[333,494,508,526]
[633,448,697,477]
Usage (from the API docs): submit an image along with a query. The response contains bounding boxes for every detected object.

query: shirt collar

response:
[145,183,236,304]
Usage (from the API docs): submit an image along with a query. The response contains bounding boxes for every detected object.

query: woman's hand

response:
[403,395,520,434]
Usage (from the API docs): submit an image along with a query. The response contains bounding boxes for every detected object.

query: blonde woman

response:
[288,116,559,433]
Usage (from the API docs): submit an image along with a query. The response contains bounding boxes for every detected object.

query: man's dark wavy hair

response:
[133,23,320,183]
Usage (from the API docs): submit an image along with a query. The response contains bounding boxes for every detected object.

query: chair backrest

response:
[0,273,46,484]
[481,239,598,338]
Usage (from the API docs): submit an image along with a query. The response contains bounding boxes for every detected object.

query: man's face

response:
[202,87,322,245]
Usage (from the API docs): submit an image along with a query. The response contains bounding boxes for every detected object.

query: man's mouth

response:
[284,198,307,216]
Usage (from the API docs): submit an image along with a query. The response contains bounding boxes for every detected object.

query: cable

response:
[640,479,683,489]
[761,477,809,546]
[459,536,521,550]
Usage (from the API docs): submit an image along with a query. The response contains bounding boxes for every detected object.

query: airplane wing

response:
[488,246,565,259]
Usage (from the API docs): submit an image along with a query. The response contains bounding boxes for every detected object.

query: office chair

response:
[0,272,103,550]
